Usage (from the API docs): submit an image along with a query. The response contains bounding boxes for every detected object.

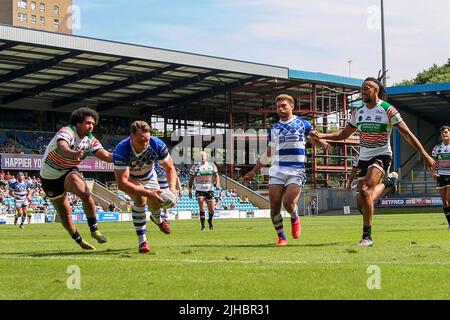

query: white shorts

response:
[133,176,160,191]
[15,199,29,208]
[269,170,306,188]
[158,179,169,190]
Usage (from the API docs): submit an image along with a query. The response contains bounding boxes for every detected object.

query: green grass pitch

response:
[0,213,448,300]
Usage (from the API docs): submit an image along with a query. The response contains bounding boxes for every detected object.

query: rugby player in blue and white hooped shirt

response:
[244,94,331,247]
[9,172,31,229]
[113,121,178,253]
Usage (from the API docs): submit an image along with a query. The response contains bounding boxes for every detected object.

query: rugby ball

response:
[159,190,177,209]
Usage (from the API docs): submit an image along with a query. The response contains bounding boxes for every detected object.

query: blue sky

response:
[73,0,450,85]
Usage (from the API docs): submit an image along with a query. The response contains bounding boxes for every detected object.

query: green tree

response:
[151,128,163,137]
[395,58,450,86]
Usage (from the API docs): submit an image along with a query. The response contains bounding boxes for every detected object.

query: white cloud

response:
[77,0,450,85]
[218,0,450,84]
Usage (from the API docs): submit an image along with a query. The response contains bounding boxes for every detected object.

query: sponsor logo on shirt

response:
[283,135,301,142]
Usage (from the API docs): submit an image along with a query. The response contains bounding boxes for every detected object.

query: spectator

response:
[310,198,317,215]
[0,172,8,188]
[4,171,12,180]
[214,201,222,210]
[95,203,103,212]
[244,195,249,203]
[30,176,39,189]
[108,202,117,212]
[230,201,236,210]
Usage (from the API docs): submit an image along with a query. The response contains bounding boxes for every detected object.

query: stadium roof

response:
[387,82,450,125]
[0,24,362,123]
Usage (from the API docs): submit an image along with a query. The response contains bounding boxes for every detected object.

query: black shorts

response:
[195,190,215,201]
[41,168,80,199]
[357,155,391,178]
[437,175,450,189]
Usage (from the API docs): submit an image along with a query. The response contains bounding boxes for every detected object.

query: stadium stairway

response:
[90,192,112,211]
[219,174,270,209]
[397,135,437,196]
[398,165,438,196]
[85,179,127,211]
[82,175,268,213]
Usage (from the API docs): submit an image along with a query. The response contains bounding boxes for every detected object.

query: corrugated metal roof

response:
[0,24,361,123]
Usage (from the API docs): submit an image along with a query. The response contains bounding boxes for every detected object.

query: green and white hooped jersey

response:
[189,161,218,192]
[349,99,402,161]
[432,142,450,176]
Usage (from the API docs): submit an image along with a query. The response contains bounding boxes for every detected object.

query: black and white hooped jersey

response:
[189,162,218,192]
[432,142,450,176]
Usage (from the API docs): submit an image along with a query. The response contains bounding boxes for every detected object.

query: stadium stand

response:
[0,25,447,216]
[169,190,260,214]
[0,129,125,154]
[0,167,262,219]
[399,166,437,196]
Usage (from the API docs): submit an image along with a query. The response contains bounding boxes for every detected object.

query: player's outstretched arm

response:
[215,172,220,189]
[431,155,439,180]
[243,146,272,182]
[395,121,436,170]
[310,125,357,142]
[307,136,333,152]
[94,149,113,163]
[57,140,84,160]
[188,175,194,199]
[431,158,439,180]
[177,176,184,196]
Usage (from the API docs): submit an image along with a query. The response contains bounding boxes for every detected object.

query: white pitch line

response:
[0,255,448,266]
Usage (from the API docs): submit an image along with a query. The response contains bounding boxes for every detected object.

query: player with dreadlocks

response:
[311,74,435,246]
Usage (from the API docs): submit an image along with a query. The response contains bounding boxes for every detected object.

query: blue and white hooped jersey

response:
[9,180,31,200]
[268,115,312,175]
[154,162,169,189]
[113,136,170,181]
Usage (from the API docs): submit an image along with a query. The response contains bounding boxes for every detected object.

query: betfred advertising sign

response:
[379,198,406,207]
[379,197,441,207]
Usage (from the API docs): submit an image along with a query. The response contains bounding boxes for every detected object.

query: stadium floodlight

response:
[381,0,387,87]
